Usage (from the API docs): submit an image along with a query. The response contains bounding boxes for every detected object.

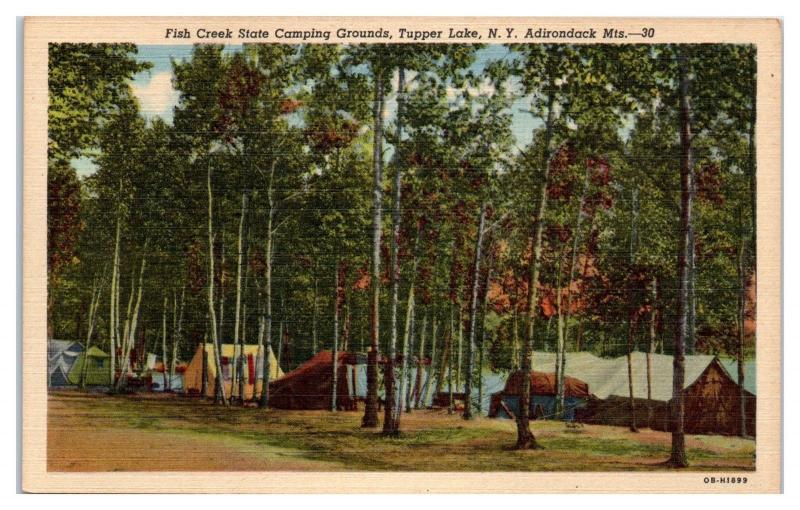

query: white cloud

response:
[444,77,497,106]
[445,85,460,102]
[132,72,179,121]
[390,69,419,94]
[466,77,496,98]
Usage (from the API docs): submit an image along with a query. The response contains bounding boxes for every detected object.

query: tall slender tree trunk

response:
[687,199,697,354]
[421,316,438,408]
[463,203,486,420]
[400,229,422,417]
[512,306,519,369]
[363,58,386,429]
[119,270,133,380]
[260,162,276,408]
[647,276,658,428]
[456,300,463,392]
[626,187,640,433]
[218,228,225,351]
[117,246,147,391]
[448,306,455,415]
[260,302,273,409]
[207,161,227,406]
[118,271,133,384]
[171,286,184,390]
[414,311,428,409]
[737,217,748,438]
[161,294,169,393]
[233,191,249,403]
[342,298,351,353]
[81,279,101,390]
[332,260,341,412]
[254,310,263,403]
[201,324,208,399]
[554,261,565,418]
[625,323,638,432]
[382,66,406,436]
[516,89,556,450]
[434,318,450,398]
[553,239,568,418]
[557,164,590,418]
[399,286,415,419]
[121,271,134,362]
[668,47,693,467]
[277,293,285,370]
[115,257,121,373]
[312,275,319,354]
[108,203,121,389]
[477,249,494,415]
[167,289,178,392]
[127,250,147,370]
[742,101,756,438]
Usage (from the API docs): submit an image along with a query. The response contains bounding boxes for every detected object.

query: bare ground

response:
[48,391,755,472]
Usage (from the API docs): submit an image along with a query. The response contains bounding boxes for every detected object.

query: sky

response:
[72,44,543,178]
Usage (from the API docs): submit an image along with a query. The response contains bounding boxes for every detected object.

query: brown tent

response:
[268,350,365,410]
[488,371,590,419]
[502,370,590,398]
[681,358,755,436]
[581,358,756,436]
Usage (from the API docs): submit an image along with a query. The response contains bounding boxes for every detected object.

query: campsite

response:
[48,341,756,471]
[47,391,755,472]
[47,42,757,471]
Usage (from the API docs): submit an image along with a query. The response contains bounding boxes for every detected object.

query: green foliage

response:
[47,42,757,372]
[48,43,151,164]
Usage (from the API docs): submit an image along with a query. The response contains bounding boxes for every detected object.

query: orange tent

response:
[184,343,283,400]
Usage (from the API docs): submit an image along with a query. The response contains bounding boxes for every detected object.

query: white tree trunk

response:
[108,209,121,388]
[463,203,486,419]
[383,66,406,435]
[420,316,438,408]
[81,279,102,389]
[171,286,185,390]
[233,191,249,403]
[398,284,415,419]
[161,294,168,391]
[207,161,227,405]
[363,57,386,429]
[413,312,428,409]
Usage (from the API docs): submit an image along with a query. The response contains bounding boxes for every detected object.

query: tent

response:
[680,358,756,436]
[183,343,284,399]
[149,361,187,392]
[421,367,506,414]
[535,351,757,436]
[66,346,112,387]
[48,340,84,387]
[268,350,366,410]
[720,358,756,395]
[488,370,591,421]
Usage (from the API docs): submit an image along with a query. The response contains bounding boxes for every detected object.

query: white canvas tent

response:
[720,358,756,395]
[530,351,744,401]
[396,365,508,415]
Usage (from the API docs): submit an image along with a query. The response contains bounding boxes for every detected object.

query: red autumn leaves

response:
[489,145,614,321]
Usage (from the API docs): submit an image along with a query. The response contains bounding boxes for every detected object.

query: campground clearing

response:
[48,391,755,472]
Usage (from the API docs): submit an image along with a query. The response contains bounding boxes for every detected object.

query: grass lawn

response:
[48,391,755,472]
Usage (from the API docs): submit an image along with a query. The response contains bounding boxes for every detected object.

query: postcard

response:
[22,16,782,492]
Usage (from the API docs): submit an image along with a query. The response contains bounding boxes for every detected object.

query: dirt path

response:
[48,393,343,472]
